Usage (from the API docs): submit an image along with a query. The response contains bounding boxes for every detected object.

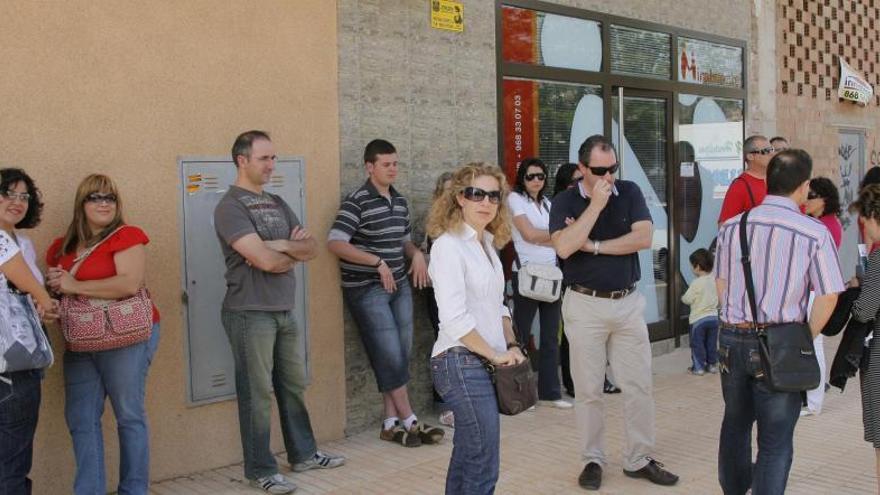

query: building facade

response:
[6,1,875,492]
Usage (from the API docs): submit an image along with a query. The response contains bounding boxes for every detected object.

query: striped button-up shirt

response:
[714,195,845,324]
[328,179,412,288]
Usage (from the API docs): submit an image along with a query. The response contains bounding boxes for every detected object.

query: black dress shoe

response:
[623,458,679,486]
[578,462,602,490]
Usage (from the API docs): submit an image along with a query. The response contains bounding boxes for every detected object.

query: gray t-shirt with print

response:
[214,185,300,311]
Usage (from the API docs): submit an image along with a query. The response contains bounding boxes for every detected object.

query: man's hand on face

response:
[586,179,612,214]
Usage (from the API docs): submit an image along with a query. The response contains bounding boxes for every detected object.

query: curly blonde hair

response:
[426,162,511,249]
[851,183,880,221]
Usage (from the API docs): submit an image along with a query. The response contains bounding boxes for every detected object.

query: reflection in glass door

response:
[611,90,671,337]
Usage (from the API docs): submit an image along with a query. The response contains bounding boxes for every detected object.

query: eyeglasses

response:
[588,163,620,176]
[462,186,502,204]
[525,173,546,182]
[807,191,820,200]
[749,147,775,155]
[85,193,118,205]
[0,191,30,203]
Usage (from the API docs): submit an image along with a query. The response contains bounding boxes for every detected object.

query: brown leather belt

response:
[721,321,779,332]
[568,283,636,300]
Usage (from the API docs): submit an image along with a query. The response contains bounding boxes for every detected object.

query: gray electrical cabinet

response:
[179,157,308,404]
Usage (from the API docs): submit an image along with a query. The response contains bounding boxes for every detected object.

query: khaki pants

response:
[562,289,655,471]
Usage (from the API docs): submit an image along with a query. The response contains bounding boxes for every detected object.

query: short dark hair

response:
[743,135,768,163]
[851,184,880,222]
[689,248,714,272]
[767,149,812,196]
[577,135,616,167]
[861,166,880,190]
[553,163,579,197]
[232,130,271,167]
[364,139,396,164]
[809,177,842,216]
[514,157,547,200]
[0,168,43,229]
[770,136,789,146]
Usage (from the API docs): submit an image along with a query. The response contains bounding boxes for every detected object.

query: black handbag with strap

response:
[739,210,821,393]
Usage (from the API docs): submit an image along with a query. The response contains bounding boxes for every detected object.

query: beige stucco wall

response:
[0,2,342,492]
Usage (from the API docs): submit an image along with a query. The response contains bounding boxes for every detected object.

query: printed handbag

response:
[58,225,153,352]
[484,358,538,415]
[738,211,820,392]
[60,288,153,352]
[517,263,563,303]
[0,290,54,373]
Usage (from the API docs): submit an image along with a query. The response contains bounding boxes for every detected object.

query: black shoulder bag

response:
[739,211,820,392]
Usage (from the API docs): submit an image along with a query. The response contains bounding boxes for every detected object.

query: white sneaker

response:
[291,451,345,472]
[438,410,455,427]
[250,473,297,494]
[539,399,573,409]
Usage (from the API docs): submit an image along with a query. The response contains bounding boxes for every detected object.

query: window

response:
[501,78,602,182]
[610,25,671,79]
[677,37,744,88]
[501,6,602,72]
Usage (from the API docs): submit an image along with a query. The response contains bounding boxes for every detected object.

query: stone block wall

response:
[338,0,498,434]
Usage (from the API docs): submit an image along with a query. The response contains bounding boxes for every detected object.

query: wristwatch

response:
[593,240,601,256]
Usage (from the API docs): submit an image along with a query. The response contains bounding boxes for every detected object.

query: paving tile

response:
[151,336,875,494]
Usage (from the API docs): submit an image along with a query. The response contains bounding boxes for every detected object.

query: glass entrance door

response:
[611,89,673,340]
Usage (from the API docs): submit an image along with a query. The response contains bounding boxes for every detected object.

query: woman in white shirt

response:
[508,158,569,408]
[427,162,525,494]
[0,168,57,494]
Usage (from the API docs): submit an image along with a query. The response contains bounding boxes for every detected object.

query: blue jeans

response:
[222,309,316,480]
[690,316,719,372]
[512,272,562,400]
[431,348,499,495]
[64,323,160,495]
[0,369,42,495]
[717,328,801,495]
[343,280,413,392]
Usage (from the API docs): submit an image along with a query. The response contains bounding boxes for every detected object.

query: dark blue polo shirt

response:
[549,180,652,291]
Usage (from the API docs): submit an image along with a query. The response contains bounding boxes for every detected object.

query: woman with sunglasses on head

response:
[427,163,526,494]
[45,174,159,495]
[508,158,570,409]
[0,168,59,495]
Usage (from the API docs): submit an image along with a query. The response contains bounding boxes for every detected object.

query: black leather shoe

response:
[578,462,602,490]
[623,458,679,486]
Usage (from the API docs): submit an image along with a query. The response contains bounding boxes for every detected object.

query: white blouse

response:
[428,223,509,357]
[507,191,557,269]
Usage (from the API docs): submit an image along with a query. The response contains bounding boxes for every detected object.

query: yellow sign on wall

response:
[431,0,463,32]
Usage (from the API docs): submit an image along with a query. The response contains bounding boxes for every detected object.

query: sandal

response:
[409,420,445,444]
[379,421,421,447]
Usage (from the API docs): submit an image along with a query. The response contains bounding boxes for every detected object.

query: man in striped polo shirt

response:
[328,139,444,447]
[715,149,844,495]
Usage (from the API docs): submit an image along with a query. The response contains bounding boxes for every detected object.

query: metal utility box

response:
[179,157,308,404]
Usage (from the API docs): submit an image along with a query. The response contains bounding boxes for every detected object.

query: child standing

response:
[681,248,719,375]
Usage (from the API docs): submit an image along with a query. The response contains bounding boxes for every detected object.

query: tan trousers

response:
[562,289,655,471]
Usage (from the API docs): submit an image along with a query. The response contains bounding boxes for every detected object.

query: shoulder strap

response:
[69,226,127,277]
[738,211,760,329]
[735,176,756,208]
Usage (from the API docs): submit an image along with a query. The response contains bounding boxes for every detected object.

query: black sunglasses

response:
[807,191,820,200]
[589,163,620,176]
[85,193,118,204]
[463,186,502,204]
[750,147,775,155]
[525,172,546,181]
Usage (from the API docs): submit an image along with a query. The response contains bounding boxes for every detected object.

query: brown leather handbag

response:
[484,357,538,415]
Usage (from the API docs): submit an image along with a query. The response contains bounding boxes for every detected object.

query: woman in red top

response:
[805,177,843,248]
[45,174,159,495]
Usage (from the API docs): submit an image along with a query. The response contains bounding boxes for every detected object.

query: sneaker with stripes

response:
[249,473,297,494]
[291,451,346,472]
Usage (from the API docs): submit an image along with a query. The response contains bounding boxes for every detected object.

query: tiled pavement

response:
[149,336,876,494]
